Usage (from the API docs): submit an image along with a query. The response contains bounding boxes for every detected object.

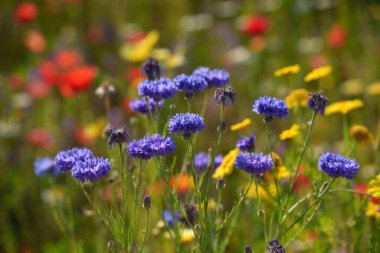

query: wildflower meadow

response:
[1,1,380,253]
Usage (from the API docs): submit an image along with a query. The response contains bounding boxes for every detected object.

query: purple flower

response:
[168,113,205,138]
[253,96,289,121]
[173,74,207,96]
[138,78,177,101]
[34,157,60,177]
[215,154,224,168]
[194,152,223,172]
[127,134,176,160]
[105,127,130,148]
[163,210,175,227]
[72,157,111,183]
[318,152,360,179]
[193,66,230,87]
[235,152,273,176]
[129,98,164,114]
[236,135,256,151]
[54,148,94,173]
[141,57,161,80]
[308,92,328,115]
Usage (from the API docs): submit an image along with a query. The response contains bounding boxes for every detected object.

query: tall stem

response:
[138,209,149,253]
[118,144,127,249]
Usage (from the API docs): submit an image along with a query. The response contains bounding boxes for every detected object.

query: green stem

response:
[118,144,127,249]
[138,209,149,253]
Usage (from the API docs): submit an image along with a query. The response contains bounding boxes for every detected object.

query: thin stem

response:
[138,209,149,253]
[118,144,127,249]
[155,101,161,134]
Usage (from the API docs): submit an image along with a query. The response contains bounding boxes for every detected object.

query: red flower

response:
[61,66,97,96]
[327,25,346,49]
[26,81,51,98]
[27,128,54,149]
[352,184,369,198]
[122,98,132,113]
[9,73,24,91]
[242,16,270,36]
[372,197,380,204]
[14,2,38,23]
[54,50,82,70]
[125,31,146,44]
[38,60,60,85]
[25,30,45,53]
[293,174,311,193]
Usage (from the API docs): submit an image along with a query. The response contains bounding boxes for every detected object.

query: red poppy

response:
[25,30,45,53]
[27,128,54,149]
[327,25,346,49]
[54,50,82,70]
[242,15,270,36]
[14,2,38,23]
[63,65,97,92]
[293,174,311,193]
[38,60,60,85]
[372,197,380,204]
[352,184,369,199]
[26,81,51,98]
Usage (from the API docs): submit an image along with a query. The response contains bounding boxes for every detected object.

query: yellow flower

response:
[285,89,309,109]
[180,229,195,243]
[304,65,332,82]
[367,82,380,96]
[325,99,364,115]
[119,30,159,62]
[341,79,363,96]
[274,64,300,77]
[365,202,380,219]
[368,174,380,199]
[230,118,251,131]
[152,48,186,69]
[279,124,300,141]
[349,125,374,145]
[271,151,283,168]
[213,149,239,179]
[277,165,292,180]
[246,182,274,203]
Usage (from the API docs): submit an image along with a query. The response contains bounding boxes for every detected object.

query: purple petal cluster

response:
[72,157,111,183]
[129,98,164,114]
[54,148,94,173]
[141,57,161,80]
[34,157,60,177]
[308,92,328,115]
[236,135,256,151]
[235,152,273,176]
[168,113,205,138]
[253,96,289,120]
[194,152,224,172]
[127,134,176,160]
[193,66,230,87]
[173,74,208,96]
[138,77,177,101]
[106,127,130,148]
[318,152,360,179]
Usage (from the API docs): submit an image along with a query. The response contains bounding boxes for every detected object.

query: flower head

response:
[242,15,270,36]
[367,82,380,96]
[267,238,286,253]
[325,99,363,115]
[105,127,130,148]
[173,74,207,97]
[214,86,237,106]
[194,152,224,173]
[168,113,205,138]
[279,124,300,141]
[304,66,332,82]
[54,148,94,173]
[127,134,175,160]
[253,96,289,121]
[274,65,300,77]
[368,174,380,199]
[318,152,360,179]
[163,210,175,227]
[129,98,163,114]
[193,67,230,87]
[230,118,251,131]
[308,92,329,115]
[34,157,60,177]
[138,77,177,101]
[176,203,197,226]
[285,89,309,109]
[141,57,161,80]
[213,149,240,179]
[236,135,256,151]
[349,125,374,145]
[235,152,273,176]
[72,157,111,183]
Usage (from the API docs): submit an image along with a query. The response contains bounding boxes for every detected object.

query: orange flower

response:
[25,30,45,53]
[169,173,194,194]
[14,2,38,23]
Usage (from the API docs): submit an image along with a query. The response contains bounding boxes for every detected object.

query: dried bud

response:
[216,178,225,190]
[267,238,286,253]
[106,127,130,148]
[141,57,161,80]
[214,86,236,106]
[95,81,116,98]
[245,245,253,253]
[307,92,328,115]
[319,181,329,193]
[176,203,197,226]
[257,208,265,218]
[107,240,115,250]
[143,195,151,209]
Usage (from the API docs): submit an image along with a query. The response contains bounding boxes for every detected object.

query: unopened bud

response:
[320,181,329,193]
[143,195,151,209]
[216,178,225,190]
[257,208,265,218]
[245,245,253,253]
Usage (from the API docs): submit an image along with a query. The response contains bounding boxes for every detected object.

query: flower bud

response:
[143,195,151,209]
[245,245,253,253]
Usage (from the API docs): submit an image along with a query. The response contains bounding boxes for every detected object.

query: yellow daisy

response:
[368,174,380,199]
[119,30,159,62]
[285,89,309,109]
[279,124,300,141]
[367,82,380,96]
[325,99,364,115]
[230,118,251,131]
[213,149,240,179]
[304,65,332,82]
[365,202,380,219]
[274,64,300,77]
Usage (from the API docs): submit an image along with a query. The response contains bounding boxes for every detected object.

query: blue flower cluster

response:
[194,152,224,172]
[72,157,111,183]
[253,96,289,121]
[308,92,328,115]
[168,113,205,138]
[235,152,273,176]
[127,134,176,160]
[34,157,60,177]
[54,148,94,172]
[138,77,177,101]
[129,98,164,114]
[318,152,360,179]
[193,66,230,87]
[236,135,256,151]
[173,74,208,96]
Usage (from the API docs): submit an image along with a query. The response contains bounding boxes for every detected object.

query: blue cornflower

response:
[308,92,328,115]
[236,135,256,151]
[168,113,205,138]
[173,74,208,96]
[253,96,289,121]
[129,97,163,114]
[72,157,111,183]
[54,148,94,173]
[318,152,360,179]
[193,66,230,87]
[235,152,273,176]
[194,152,224,172]
[34,157,60,177]
[106,127,130,148]
[141,57,161,80]
[127,134,176,160]
[138,77,177,101]
[163,210,175,227]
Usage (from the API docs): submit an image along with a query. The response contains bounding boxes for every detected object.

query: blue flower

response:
[141,57,161,80]
[194,152,223,172]
[318,152,360,179]
[168,113,205,138]
[72,157,111,183]
[54,148,94,173]
[129,97,163,114]
[138,77,177,101]
[253,96,289,121]
[308,92,328,115]
[235,152,273,176]
[127,134,176,160]
[173,74,208,96]
[163,210,175,227]
[106,127,130,148]
[193,66,230,87]
[236,135,256,151]
[34,157,60,177]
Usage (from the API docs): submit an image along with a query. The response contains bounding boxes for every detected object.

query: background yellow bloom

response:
[304,65,332,82]
[213,149,240,179]
[230,118,251,131]
[325,99,364,115]
[279,124,300,140]
[274,64,300,77]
